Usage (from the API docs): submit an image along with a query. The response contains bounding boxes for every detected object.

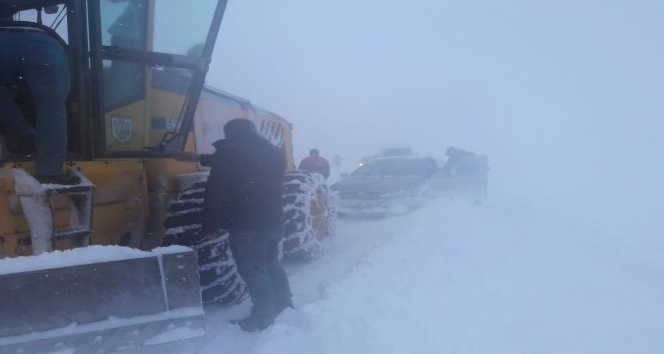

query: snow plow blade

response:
[0,246,206,354]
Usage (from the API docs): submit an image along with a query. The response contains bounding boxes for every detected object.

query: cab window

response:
[100,0,147,109]
[97,0,220,155]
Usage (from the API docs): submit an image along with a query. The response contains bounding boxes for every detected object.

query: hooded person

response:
[298,148,330,179]
[199,118,293,332]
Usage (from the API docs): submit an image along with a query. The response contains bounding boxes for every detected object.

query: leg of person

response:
[0,35,35,154]
[19,32,70,177]
[0,87,35,153]
[229,230,277,331]
[266,236,293,312]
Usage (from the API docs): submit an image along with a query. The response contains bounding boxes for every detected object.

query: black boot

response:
[236,311,277,332]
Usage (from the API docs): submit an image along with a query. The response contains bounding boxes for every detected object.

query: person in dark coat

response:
[298,148,330,179]
[199,118,293,332]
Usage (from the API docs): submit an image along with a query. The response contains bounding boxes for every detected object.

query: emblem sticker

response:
[111,115,133,143]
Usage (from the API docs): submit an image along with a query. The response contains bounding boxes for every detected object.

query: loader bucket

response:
[0,245,206,353]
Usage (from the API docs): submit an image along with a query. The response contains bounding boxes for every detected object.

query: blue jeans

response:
[0,30,70,175]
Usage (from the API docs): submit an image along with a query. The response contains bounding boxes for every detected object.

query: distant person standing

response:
[298,148,330,179]
[333,154,342,169]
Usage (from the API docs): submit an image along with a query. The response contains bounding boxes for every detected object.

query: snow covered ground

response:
[132,195,663,354]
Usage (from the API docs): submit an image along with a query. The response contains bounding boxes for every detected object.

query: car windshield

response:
[351,158,432,177]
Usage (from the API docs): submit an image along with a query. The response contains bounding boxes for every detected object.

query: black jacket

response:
[201,133,286,234]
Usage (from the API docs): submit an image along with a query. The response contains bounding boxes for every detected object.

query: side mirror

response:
[43,5,59,14]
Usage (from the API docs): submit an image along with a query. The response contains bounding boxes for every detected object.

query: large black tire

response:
[163,181,246,305]
[282,170,337,260]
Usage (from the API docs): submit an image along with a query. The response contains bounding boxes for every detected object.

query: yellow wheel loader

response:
[0,0,336,352]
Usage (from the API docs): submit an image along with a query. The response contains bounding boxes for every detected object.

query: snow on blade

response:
[0,245,191,275]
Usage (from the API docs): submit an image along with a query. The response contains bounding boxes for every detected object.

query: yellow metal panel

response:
[104,100,148,151]
[73,160,148,246]
[147,89,188,147]
[0,160,150,259]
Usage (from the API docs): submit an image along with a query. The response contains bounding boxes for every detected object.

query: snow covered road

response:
[133,197,663,354]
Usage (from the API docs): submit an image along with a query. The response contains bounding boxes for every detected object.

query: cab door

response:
[89,0,228,157]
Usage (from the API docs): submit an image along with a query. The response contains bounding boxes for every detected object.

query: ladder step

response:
[44,183,95,194]
[54,227,91,241]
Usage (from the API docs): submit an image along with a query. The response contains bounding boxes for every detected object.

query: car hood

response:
[331,175,426,197]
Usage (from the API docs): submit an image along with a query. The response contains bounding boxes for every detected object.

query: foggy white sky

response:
[206,0,664,234]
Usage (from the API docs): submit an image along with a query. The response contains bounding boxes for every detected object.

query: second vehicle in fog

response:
[331,156,439,216]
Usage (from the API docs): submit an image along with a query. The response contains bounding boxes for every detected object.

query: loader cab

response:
[0,0,227,162]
